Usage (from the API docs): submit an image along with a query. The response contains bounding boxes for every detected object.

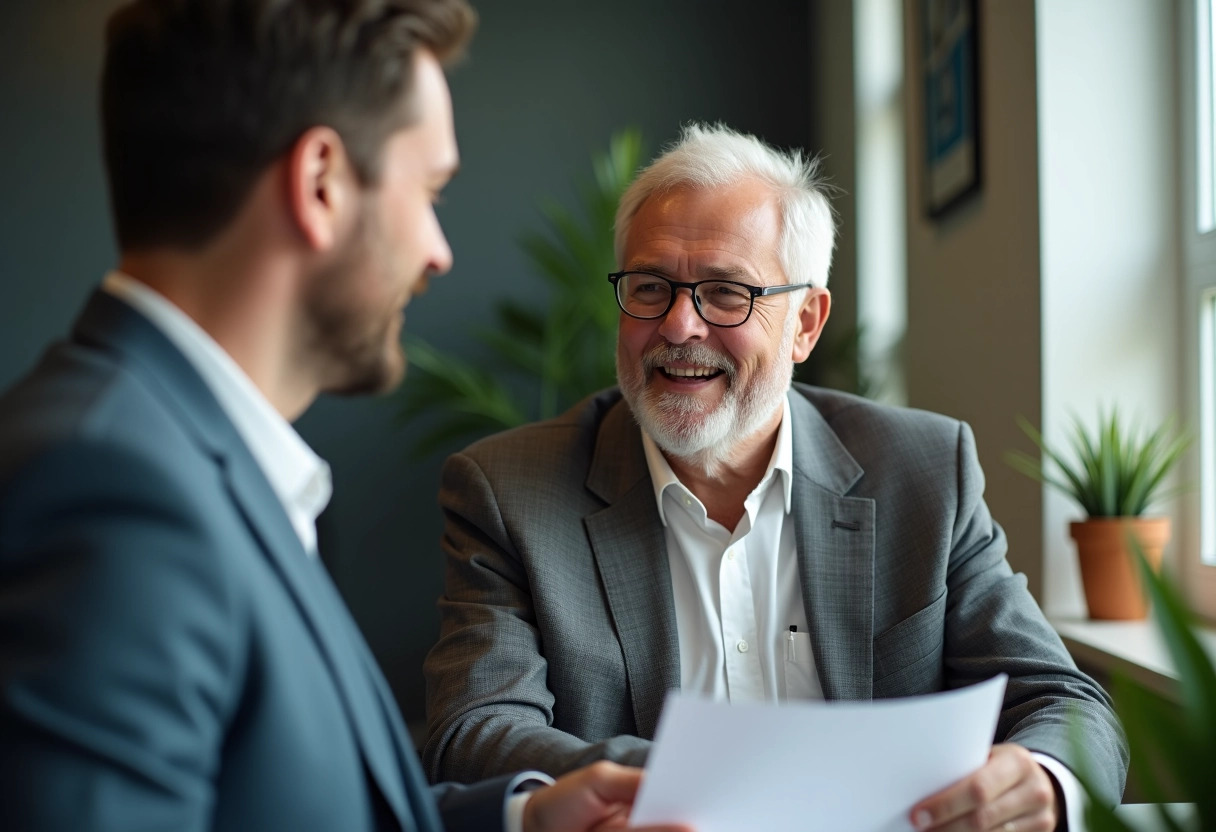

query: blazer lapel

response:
[224,463,415,830]
[73,291,416,831]
[787,392,876,701]
[357,635,441,832]
[584,399,681,740]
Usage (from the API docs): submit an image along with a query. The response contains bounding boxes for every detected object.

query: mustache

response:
[640,343,736,377]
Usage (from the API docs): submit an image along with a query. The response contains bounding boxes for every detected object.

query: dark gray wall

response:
[0,0,815,725]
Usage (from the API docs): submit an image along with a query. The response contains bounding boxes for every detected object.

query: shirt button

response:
[737,639,749,653]
[727,549,736,561]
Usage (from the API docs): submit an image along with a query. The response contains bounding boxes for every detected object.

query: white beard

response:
[617,311,797,481]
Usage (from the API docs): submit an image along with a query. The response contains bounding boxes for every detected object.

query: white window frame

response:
[1180,0,1216,619]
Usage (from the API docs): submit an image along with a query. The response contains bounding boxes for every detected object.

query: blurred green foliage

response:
[1073,542,1214,832]
[397,129,643,455]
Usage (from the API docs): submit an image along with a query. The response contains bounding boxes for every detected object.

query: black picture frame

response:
[922,0,981,218]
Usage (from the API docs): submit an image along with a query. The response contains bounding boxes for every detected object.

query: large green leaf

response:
[1131,546,1216,760]
[1069,713,1137,832]
[1073,542,1216,832]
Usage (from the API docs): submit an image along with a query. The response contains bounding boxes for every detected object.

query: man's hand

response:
[910,743,1060,832]
[522,760,693,832]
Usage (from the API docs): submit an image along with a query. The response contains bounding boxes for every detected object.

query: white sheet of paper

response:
[630,674,1008,832]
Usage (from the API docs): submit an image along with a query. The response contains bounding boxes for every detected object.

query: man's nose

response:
[431,229,454,277]
[657,288,708,344]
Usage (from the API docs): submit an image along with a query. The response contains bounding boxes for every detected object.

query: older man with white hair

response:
[422,123,1127,832]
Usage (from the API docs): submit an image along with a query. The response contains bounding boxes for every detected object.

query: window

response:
[854,0,907,404]
[1181,0,1216,616]
[1201,291,1215,569]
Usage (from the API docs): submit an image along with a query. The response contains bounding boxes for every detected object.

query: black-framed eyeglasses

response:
[608,271,814,328]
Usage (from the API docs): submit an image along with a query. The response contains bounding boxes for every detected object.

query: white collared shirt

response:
[642,391,1085,828]
[644,393,822,702]
[102,272,332,557]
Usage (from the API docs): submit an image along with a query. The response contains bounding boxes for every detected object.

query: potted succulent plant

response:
[1006,409,1190,620]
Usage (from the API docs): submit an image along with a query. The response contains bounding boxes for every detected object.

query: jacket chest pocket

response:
[872,591,946,696]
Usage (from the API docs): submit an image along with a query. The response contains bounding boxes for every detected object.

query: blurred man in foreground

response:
[0,2,687,831]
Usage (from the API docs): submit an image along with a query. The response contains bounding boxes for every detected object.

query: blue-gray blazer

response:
[0,292,513,831]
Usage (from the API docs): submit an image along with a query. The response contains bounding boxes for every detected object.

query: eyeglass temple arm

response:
[755,282,816,297]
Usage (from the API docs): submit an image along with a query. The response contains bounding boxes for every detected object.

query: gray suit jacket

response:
[422,385,1127,804]
[0,292,517,831]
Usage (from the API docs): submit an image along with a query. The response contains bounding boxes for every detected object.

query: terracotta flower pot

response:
[1068,517,1170,620]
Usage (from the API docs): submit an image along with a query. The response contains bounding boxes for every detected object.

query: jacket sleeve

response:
[940,422,1128,805]
[422,451,651,783]
[0,441,243,832]
[432,771,551,832]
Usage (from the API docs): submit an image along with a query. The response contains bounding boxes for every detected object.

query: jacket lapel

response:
[583,399,681,740]
[224,463,416,830]
[787,391,876,701]
[73,291,416,831]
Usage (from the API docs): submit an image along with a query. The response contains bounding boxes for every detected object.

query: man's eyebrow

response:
[699,264,754,281]
[627,263,670,274]
[625,263,758,282]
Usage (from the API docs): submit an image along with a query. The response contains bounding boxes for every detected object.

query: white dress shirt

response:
[102,271,332,557]
[643,390,1085,829]
[645,395,822,703]
[101,273,546,832]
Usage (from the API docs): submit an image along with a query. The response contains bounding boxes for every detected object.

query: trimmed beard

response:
[302,198,408,397]
[617,309,797,480]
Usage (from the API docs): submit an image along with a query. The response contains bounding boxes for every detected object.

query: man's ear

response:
[286,126,354,252]
[791,288,832,363]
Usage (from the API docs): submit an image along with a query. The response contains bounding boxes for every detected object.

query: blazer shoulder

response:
[455,387,625,470]
[791,383,967,463]
[0,340,201,484]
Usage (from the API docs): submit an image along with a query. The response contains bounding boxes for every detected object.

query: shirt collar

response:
[100,272,332,550]
[641,392,794,526]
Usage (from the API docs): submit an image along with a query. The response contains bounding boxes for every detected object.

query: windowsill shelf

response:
[1050,617,1216,702]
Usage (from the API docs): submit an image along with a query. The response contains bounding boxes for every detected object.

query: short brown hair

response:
[102,0,476,251]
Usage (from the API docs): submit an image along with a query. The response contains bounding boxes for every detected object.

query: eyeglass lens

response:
[616,273,753,326]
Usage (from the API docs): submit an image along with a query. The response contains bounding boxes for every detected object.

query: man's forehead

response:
[624,181,782,274]
[394,51,458,168]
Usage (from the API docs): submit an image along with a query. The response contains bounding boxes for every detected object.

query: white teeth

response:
[663,366,718,378]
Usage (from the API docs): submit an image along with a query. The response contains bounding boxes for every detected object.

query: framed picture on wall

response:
[923,0,981,217]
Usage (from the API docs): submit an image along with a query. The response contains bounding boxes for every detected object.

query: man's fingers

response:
[577,760,645,805]
[574,762,693,832]
[995,810,1057,832]
[916,776,1057,832]
[526,762,693,832]
[910,745,1030,829]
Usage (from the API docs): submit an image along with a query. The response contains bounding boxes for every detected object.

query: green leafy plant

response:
[1072,542,1215,832]
[1005,409,1190,517]
[397,129,643,455]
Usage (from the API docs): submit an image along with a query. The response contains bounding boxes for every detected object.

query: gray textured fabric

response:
[422,384,1128,805]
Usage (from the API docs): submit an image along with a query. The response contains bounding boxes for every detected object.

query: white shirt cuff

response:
[503,771,556,832]
[1031,752,1085,832]
[505,792,533,832]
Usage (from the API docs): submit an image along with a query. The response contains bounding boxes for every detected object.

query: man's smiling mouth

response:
[659,365,724,380]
